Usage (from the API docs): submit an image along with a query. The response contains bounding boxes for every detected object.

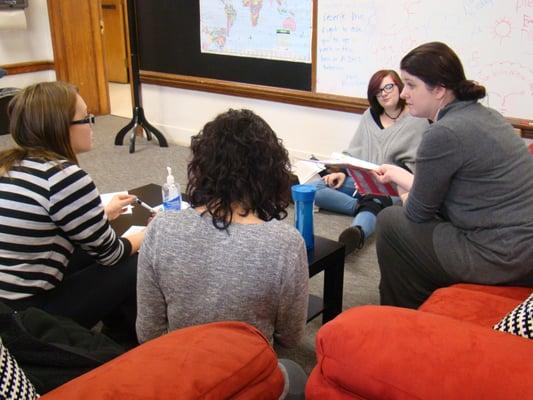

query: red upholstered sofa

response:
[42,321,284,400]
[306,283,533,399]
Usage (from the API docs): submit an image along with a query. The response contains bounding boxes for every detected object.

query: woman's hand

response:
[323,172,346,189]
[373,164,414,192]
[124,229,145,254]
[374,164,402,184]
[105,194,136,221]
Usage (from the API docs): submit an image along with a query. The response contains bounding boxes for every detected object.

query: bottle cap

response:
[291,184,316,202]
[166,166,175,185]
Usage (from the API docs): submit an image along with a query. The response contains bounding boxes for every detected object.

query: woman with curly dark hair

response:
[136,109,309,349]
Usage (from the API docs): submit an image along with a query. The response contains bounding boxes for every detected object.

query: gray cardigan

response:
[343,108,429,173]
[407,100,533,285]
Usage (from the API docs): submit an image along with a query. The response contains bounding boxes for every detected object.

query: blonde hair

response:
[0,81,79,176]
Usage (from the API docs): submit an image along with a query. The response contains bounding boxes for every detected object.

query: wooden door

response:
[102,0,129,83]
[47,0,110,115]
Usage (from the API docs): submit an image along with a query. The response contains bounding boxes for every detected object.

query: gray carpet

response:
[0,115,381,373]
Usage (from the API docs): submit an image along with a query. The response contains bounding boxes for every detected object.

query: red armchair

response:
[42,321,284,400]
[306,284,533,399]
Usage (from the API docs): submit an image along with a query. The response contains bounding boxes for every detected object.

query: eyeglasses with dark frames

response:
[71,114,95,126]
[376,83,395,98]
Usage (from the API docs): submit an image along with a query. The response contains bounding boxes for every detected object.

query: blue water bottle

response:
[291,184,316,250]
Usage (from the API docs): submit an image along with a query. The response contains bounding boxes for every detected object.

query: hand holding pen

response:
[104,194,136,221]
[134,196,156,214]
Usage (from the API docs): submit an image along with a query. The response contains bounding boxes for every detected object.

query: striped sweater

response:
[0,158,131,300]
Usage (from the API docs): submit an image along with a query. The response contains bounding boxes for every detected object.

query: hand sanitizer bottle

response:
[162,166,181,211]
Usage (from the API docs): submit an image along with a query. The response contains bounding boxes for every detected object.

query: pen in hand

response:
[134,197,155,214]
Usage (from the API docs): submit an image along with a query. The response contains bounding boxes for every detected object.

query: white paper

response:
[309,152,379,171]
[153,201,190,213]
[121,225,145,237]
[292,160,325,184]
[100,191,132,214]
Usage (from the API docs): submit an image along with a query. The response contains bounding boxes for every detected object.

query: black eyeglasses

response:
[71,114,95,126]
[376,83,395,98]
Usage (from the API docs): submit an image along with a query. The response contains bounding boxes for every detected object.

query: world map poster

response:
[200,0,312,63]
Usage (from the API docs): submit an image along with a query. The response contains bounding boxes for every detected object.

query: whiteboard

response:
[316,0,533,120]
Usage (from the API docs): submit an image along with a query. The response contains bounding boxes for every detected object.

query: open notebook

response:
[309,153,398,197]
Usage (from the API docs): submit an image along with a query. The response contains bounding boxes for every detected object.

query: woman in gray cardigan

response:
[312,70,428,254]
[375,42,533,308]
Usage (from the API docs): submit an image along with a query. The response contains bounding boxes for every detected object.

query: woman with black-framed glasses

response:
[0,81,144,344]
[310,70,428,254]
[71,113,95,126]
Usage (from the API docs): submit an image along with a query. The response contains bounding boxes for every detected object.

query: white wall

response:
[0,0,55,88]
[142,84,362,159]
[1,70,56,88]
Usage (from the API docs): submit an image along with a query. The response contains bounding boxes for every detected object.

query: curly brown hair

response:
[186,109,291,230]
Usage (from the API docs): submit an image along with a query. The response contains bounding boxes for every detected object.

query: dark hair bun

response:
[455,80,486,101]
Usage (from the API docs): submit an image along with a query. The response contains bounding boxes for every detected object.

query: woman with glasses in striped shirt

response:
[0,81,143,343]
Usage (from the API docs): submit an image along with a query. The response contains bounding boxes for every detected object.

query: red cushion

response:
[446,283,532,300]
[42,321,284,400]
[306,305,533,400]
[420,284,531,327]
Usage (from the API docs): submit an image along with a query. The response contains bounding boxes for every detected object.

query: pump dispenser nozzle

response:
[166,166,175,185]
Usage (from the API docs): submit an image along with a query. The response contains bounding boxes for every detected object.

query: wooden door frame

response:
[102,0,129,83]
[47,0,133,115]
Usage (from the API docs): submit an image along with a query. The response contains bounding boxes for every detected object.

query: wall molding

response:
[140,70,369,114]
[140,70,532,136]
[1,60,55,75]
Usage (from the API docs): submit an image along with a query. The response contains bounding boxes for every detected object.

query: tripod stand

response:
[114,0,168,153]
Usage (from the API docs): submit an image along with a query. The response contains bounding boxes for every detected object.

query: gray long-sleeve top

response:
[343,108,428,173]
[136,208,309,347]
[407,100,533,285]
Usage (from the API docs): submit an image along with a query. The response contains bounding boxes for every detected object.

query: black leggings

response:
[5,249,138,334]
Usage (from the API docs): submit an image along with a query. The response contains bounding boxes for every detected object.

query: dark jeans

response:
[5,248,138,337]
[376,206,455,309]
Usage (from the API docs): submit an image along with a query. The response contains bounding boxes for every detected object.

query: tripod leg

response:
[138,108,168,147]
[142,119,168,147]
[115,118,136,145]
[129,127,136,153]
[145,129,153,141]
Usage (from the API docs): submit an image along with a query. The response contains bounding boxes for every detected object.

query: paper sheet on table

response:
[100,191,133,214]
[121,225,145,237]
[152,201,190,213]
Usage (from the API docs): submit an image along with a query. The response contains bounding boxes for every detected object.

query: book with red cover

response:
[310,153,398,197]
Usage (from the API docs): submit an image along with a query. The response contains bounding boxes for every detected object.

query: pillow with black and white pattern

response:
[493,293,533,339]
[0,337,39,400]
